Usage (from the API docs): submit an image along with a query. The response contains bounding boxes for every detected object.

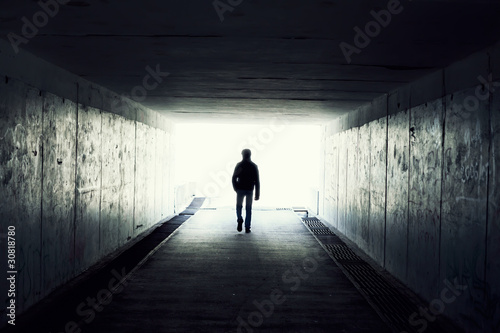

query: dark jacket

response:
[232,159,260,198]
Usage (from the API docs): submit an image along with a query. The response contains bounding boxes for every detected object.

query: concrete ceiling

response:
[2,0,500,123]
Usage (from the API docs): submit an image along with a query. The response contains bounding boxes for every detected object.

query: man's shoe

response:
[245,228,251,233]
[237,218,243,232]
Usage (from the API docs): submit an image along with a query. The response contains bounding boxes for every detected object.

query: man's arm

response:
[254,165,260,200]
[232,164,239,191]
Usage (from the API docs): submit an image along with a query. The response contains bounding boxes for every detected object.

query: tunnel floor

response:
[9,200,458,333]
[80,208,389,333]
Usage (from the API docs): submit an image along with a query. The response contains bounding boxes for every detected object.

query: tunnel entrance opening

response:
[174,121,321,211]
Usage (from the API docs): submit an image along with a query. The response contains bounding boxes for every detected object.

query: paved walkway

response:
[83,209,390,333]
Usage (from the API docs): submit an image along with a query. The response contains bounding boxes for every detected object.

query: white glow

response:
[174,121,321,208]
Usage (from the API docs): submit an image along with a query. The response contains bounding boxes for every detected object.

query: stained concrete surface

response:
[79,209,390,333]
[385,109,409,282]
[41,92,77,294]
[368,117,386,265]
[0,79,44,314]
[0,74,175,325]
[441,86,490,324]
[407,99,443,301]
[321,47,500,331]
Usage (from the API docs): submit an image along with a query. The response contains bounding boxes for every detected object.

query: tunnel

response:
[0,1,499,332]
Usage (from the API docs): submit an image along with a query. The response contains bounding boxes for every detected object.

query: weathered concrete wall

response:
[323,134,339,229]
[0,53,175,325]
[346,128,358,242]
[75,105,102,273]
[338,131,348,235]
[0,80,44,313]
[321,43,500,331]
[407,99,443,301]
[41,93,77,295]
[357,123,370,252]
[368,116,386,264]
[385,109,409,282]
[441,86,490,327]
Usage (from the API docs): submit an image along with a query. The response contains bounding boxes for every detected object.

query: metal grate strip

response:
[302,217,320,223]
[301,217,443,333]
[324,244,364,262]
[304,221,327,229]
[310,228,335,235]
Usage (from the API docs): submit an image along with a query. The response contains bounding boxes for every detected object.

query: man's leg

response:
[244,190,253,231]
[236,190,244,232]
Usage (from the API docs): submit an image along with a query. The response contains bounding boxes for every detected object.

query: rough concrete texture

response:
[385,109,409,282]
[346,128,358,242]
[133,121,164,235]
[41,92,77,295]
[337,132,348,235]
[322,48,500,330]
[407,99,443,301]
[0,79,43,313]
[100,112,137,255]
[323,134,338,228]
[154,128,171,222]
[368,117,386,265]
[357,124,371,252]
[441,86,490,328]
[75,105,102,273]
[146,127,157,226]
[120,117,136,246]
[101,112,123,255]
[0,76,174,327]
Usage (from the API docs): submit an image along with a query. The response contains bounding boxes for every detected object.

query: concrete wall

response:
[321,42,500,332]
[0,43,174,326]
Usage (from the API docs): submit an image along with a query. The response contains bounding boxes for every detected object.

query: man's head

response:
[242,149,251,160]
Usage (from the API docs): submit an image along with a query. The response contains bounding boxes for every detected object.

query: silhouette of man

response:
[232,149,260,233]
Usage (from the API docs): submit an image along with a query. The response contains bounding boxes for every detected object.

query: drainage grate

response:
[310,228,335,235]
[303,218,326,229]
[302,218,335,235]
[301,216,445,333]
[324,244,364,262]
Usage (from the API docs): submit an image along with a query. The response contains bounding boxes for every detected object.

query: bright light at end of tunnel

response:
[174,121,321,208]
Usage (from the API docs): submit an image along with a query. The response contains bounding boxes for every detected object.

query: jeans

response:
[236,190,253,229]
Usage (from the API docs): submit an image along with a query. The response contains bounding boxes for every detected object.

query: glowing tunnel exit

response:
[174,120,321,209]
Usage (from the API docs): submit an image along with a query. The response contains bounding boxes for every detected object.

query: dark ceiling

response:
[2,0,500,123]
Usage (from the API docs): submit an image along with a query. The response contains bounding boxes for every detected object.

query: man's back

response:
[232,160,259,192]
